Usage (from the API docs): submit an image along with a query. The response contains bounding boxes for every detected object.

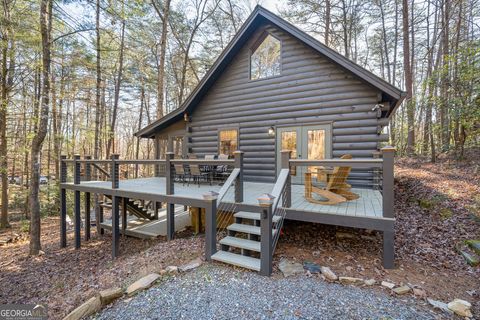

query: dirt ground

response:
[0,156,479,319]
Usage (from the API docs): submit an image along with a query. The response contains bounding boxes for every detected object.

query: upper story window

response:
[250,33,281,80]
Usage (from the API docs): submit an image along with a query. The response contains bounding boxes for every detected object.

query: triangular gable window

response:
[250,33,281,80]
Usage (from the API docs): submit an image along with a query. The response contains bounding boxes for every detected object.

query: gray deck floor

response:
[70,177,382,218]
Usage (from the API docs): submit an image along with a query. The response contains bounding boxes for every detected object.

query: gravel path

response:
[94,264,436,320]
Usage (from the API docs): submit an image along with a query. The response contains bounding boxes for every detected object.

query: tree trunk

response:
[325,0,331,47]
[152,0,171,119]
[29,0,52,255]
[106,14,125,157]
[402,0,415,155]
[94,0,102,160]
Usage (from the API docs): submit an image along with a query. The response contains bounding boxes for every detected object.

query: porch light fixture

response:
[268,126,275,137]
[184,113,190,122]
[257,193,275,207]
[202,191,219,200]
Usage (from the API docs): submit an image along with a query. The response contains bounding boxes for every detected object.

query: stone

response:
[339,277,363,285]
[312,250,321,257]
[125,273,160,297]
[336,232,355,239]
[447,299,472,317]
[460,250,479,267]
[345,266,353,272]
[320,266,338,281]
[63,296,101,320]
[364,279,376,286]
[303,261,321,274]
[99,287,123,306]
[381,281,395,289]
[278,259,304,277]
[412,288,427,298]
[427,298,453,315]
[179,258,202,272]
[466,240,480,255]
[393,285,411,295]
[165,266,178,273]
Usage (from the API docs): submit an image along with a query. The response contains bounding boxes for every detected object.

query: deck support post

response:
[260,204,273,276]
[110,154,120,258]
[383,230,395,269]
[204,199,217,261]
[60,155,67,248]
[73,155,81,249]
[97,205,104,235]
[234,151,244,203]
[381,146,395,268]
[122,197,128,234]
[84,156,91,241]
[281,150,292,208]
[166,203,175,240]
[112,196,120,258]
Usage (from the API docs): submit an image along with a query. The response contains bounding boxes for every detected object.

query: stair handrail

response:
[216,168,240,206]
[269,168,290,252]
[270,169,290,212]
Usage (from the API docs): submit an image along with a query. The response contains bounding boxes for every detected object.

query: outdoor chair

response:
[304,154,359,205]
[174,164,188,185]
[215,154,231,182]
[189,164,212,186]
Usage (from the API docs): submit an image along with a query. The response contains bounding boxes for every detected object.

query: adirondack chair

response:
[304,154,359,205]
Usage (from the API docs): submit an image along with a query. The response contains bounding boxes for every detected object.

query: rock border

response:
[62,257,203,320]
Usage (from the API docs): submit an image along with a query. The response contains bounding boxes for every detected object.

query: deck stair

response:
[211,168,290,273]
[101,195,155,220]
[211,210,281,272]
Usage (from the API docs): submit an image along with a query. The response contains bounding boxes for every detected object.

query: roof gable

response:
[137,5,405,138]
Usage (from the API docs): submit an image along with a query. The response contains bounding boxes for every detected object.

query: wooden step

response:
[234,211,281,223]
[227,223,277,236]
[219,236,261,252]
[211,251,260,271]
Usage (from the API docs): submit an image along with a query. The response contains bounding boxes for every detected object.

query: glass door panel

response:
[306,129,326,180]
[277,127,301,183]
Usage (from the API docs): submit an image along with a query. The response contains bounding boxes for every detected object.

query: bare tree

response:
[29,0,52,255]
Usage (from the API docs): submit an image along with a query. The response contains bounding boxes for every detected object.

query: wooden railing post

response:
[381,147,395,218]
[60,155,67,248]
[165,152,174,195]
[84,156,91,241]
[259,203,273,276]
[111,154,119,189]
[234,150,244,203]
[281,150,291,207]
[381,146,395,269]
[73,154,81,249]
[372,151,381,190]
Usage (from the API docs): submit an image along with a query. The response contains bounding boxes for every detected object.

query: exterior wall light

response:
[268,126,275,137]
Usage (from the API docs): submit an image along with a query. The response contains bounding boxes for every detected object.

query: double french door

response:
[276,124,332,184]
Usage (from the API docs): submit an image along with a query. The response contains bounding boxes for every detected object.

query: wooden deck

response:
[66,177,382,219]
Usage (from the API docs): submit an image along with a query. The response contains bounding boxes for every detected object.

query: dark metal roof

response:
[136,5,405,138]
